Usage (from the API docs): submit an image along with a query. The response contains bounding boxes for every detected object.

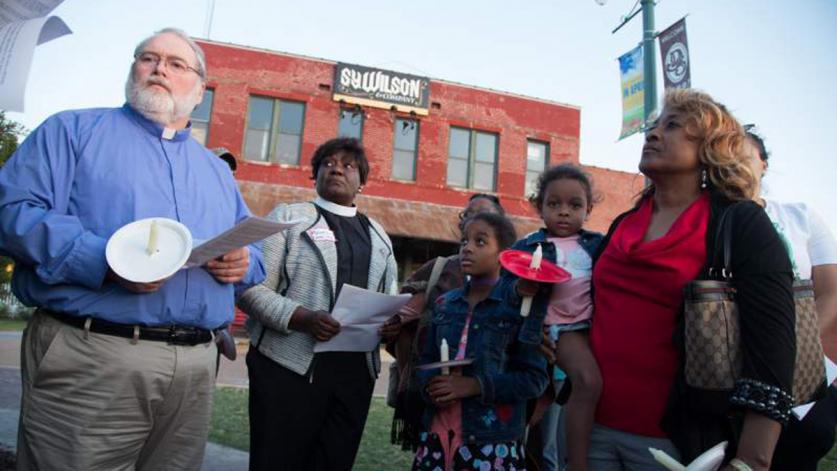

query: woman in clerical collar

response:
[239,137,399,471]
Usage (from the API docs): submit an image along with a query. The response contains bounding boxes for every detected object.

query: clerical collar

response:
[122,103,192,142]
[314,197,357,217]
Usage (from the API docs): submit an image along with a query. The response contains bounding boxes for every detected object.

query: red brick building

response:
[192,39,644,278]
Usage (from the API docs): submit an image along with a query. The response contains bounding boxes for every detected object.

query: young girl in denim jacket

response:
[513,164,603,471]
[414,212,549,471]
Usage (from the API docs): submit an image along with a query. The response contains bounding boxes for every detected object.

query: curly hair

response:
[649,89,756,201]
[528,163,599,211]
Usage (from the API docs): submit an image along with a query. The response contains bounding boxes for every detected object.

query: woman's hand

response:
[426,374,481,407]
[289,306,341,341]
[378,314,402,342]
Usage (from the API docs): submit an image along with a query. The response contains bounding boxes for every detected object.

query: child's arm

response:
[472,334,549,405]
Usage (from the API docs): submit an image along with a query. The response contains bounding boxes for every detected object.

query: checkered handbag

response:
[682,206,826,405]
[683,279,741,390]
[792,280,825,403]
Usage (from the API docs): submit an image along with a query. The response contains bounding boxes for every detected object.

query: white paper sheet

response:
[792,356,836,419]
[186,216,302,267]
[0,0,70,112]
[314,284,411,353]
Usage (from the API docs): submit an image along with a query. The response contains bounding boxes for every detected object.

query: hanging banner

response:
[659,17,691,89]
[618,45,644,140]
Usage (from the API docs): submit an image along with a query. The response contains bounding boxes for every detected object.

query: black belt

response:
[41,309,218,346]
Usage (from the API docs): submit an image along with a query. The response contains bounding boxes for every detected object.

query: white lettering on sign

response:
[339,67,423,101]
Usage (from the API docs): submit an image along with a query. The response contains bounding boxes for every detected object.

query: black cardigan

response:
[594,191,795,461]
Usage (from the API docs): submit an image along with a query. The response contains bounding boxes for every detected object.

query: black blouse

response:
[318,207,371,297]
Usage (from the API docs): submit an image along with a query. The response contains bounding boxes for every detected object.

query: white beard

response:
[125,71,203,126]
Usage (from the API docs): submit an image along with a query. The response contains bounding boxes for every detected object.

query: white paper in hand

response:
[186,216,301,267]
[314,284,410,353]
[0,0,71,111]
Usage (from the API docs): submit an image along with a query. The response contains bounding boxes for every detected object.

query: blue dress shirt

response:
[0,104,265,329]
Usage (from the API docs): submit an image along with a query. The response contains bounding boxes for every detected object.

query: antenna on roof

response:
[203,0,217,39]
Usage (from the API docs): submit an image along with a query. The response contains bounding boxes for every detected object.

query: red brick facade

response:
[197,39,642,246]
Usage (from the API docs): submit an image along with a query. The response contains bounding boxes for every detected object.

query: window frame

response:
[446,126,499,191]
[190,88,214,145]
[391,118,420,182]
[525,139,550,197]
[337,107,365,140]
[242,95,306,165]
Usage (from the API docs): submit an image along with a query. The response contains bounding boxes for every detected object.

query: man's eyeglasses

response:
[134,52,202,77]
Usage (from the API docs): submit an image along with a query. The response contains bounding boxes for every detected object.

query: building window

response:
[190,89,213,145]
[446,127,497,191]
[338,108,364,140]
[525,140,549,197]
[243,96,305,164]
[392,119,418,181]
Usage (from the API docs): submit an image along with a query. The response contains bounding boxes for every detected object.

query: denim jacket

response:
[416,277,549,444]
[505,228,604,334]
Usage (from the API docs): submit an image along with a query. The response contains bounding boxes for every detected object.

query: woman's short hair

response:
[660,89,756,201]
[310,137,370,184]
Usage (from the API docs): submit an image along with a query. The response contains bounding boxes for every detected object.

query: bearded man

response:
[0,28,265,471]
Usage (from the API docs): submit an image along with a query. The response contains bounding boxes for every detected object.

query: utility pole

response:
[204,0,217,39]
[641,0,657,124]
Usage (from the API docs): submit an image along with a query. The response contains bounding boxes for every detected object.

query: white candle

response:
[146,220,159,256]
[530,244,543,269]
[520,244,542,317]
[440,338,450,375]
[648,448,685,471]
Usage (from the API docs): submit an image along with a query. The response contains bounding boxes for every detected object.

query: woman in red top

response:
[589,89,795,470]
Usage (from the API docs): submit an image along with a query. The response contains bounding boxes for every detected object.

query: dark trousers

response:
[247,346,375,471]
[771,386,836,471]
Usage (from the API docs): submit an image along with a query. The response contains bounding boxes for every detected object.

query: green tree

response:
[0,111,26,167]
[0,111,26,283]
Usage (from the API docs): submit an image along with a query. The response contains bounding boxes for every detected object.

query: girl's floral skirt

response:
[412,431,525,471]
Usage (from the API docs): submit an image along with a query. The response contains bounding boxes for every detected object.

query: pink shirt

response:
[544,235,593,326]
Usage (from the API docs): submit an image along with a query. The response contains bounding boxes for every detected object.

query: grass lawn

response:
[209,387,414,470]
[210,386,837,470]
[824,445,837,471]
[0,319,26,331]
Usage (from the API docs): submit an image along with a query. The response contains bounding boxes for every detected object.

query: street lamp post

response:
[641,0,657,124]
[612,0,658,127]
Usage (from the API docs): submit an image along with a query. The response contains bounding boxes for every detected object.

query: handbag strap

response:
[709,204,736,280]
[425,255,451,299]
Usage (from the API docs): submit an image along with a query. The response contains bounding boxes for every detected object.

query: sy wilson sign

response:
[333,63,430,115]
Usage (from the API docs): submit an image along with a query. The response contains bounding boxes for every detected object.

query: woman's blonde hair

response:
[648,89,756,201]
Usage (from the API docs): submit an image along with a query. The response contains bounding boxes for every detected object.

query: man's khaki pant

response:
[17,313,217,471]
